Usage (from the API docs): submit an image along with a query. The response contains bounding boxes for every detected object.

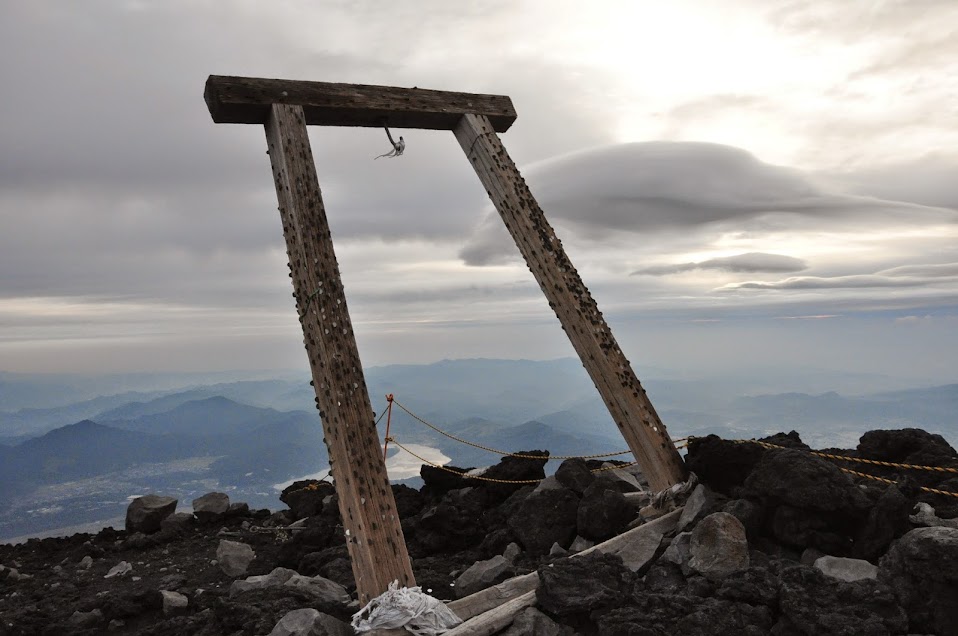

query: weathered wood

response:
[264,103,415,604]
[447,507,682,621]
[207,75,517,131]
[454,113,688,492]
[444,590,537,636]
[447,572,538,622]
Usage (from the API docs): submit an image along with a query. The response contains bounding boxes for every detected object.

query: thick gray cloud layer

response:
[1,1,957,377]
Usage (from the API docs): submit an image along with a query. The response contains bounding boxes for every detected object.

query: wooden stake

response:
[454,113,687,492]
[265,103,415,604]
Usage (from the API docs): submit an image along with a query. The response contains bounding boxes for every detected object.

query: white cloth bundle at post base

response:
[352,580,463,635]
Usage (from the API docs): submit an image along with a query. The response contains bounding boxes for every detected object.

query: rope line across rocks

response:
[700,437,958,499]
[392,398,634,460]
[384,435,645,484]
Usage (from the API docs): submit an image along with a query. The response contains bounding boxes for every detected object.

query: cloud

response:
[633,252,807,276]
[721,262,958,292]
[460,141,957,266]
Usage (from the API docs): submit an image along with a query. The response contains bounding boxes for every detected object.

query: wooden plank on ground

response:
[447,507,682,622]
[453,112,688,492]
[206,75,517,131]
[444,590,538,636]
[264,103,415,604]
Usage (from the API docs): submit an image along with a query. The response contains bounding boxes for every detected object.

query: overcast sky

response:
[1,0,957,384]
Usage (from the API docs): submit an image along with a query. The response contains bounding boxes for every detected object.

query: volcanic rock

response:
[193,492,231,522]
[269,608,351,636]
[216,539,255,577]
[507,486,579,555]
[879,526,958,635]
[537,552,633,618]
[454,554,511,597]
[677,484,714,532]
[814,555,878,582]
[555,457,594,495]
[160,511,195,533]
[577,480,633,542]
[688,512,749,580]
[501,607,572,636]
[160,590,188,616]
[854,484,912,560]
[280,480,335,520]
[125,494,177,534]
[420,464,473,499]
[481,451,549,501]
[685,434,767,495]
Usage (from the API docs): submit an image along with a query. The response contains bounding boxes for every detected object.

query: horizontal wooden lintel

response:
[204,75,517,132]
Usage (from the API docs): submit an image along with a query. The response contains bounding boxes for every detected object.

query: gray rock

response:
[104,561,132,578]
[502,542,521,563]
[1,565,20,581]
[226,501,250,517]
[879,526,958,635]
[722,498,764,540]
[598,464,644,493]
[500,606,571,636]
[677,484,713,532]
[284,574,351,605]
[160,590,189,616]
[910,502,958,528]
[108,619,125,631]
[549,542,569,558]
[688,512,749,580]
[69,609,103,628]
[537,552,633,617]
[454,555,511,598]
[814,555,878,582]
[568,535,594,553]
[554,458,594,494]
[532,475,563,493]
[160,512,195,532]
[269,608,352,636]
[125,494,177,534]
[216,539,255,577]
[230,567,298,596]
[193,492,231,522]
[78,556,93,570]
[660,531,692,575]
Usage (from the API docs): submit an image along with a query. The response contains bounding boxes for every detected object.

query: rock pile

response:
[0,428,955,635]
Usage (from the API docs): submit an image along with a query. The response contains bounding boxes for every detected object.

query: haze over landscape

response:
[1,2,957,543]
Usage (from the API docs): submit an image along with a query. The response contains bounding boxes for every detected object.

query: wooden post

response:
[454,113,687,492]
[265,103,415,603]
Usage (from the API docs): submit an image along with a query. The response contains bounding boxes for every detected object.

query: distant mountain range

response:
[0,358,956,541]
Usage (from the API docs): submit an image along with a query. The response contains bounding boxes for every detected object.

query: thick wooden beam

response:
[453,114,688,492]
[265,103,415,604]
[206,75,517,131]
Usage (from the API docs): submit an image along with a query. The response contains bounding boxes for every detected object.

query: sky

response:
[1,0,957,384]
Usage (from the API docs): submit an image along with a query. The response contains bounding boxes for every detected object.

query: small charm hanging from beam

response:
[375,123,405,159]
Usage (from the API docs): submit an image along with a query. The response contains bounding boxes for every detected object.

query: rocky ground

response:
[1,427,957,635]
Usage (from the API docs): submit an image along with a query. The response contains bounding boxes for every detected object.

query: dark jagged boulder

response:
[761,430,811,450]
[391,483,426,519]
[776,563,907,635]
[279,480,334,520]
[854,484,912,561]
[598,595,774,636]
[577,479,633,542]
[555,457,595,495]
[507,487,579,555]
[768,505,854,554]
[192,492,230,523]
[420,464,474,499]
[537,552,633,618]
[879,526,958,635]
[481,451,549,501]
[410,487,488,554]
[744,449,870,515]
[125,494,177,534]
[686,435,767,496]
[858,428,957,467]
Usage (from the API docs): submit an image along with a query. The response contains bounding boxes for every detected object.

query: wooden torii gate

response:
[203,75,687,604]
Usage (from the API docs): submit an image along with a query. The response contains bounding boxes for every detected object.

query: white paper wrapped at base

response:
[352,580,463,635]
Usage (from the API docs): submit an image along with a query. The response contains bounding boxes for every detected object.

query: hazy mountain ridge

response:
[1,359,956,541]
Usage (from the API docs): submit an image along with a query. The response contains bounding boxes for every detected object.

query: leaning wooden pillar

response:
[454,113,687,491]
[265,104,415,603]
